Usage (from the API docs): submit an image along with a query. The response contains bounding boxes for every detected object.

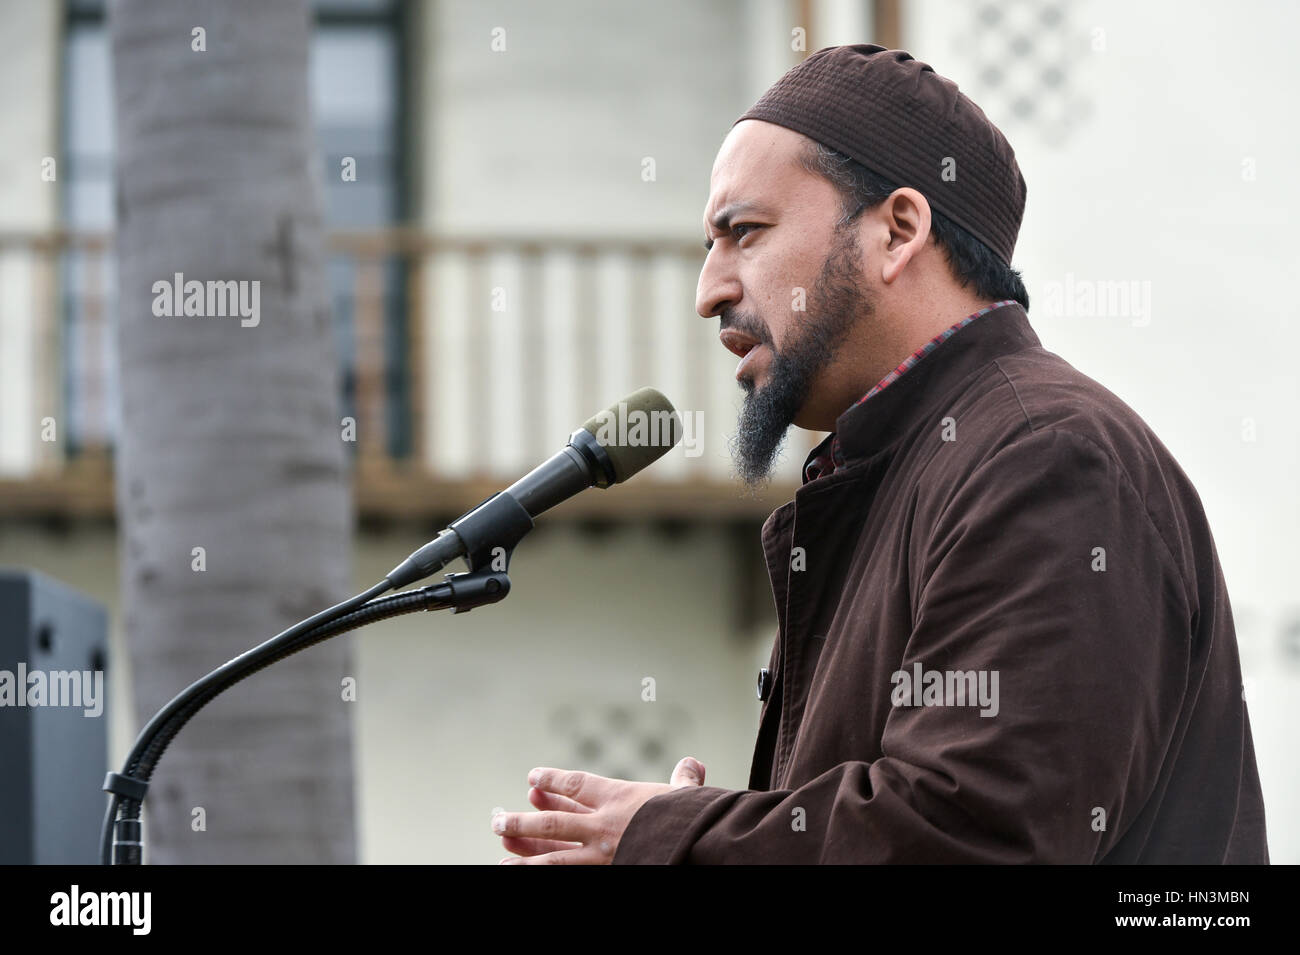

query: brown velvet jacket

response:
[614,302,1268,864]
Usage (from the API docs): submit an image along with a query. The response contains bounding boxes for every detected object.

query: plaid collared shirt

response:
[803,300,1018,483]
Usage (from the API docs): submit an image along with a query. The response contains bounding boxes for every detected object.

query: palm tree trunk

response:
[109,0,356,863]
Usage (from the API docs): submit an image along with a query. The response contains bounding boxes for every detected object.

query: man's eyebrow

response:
[703,200,772,249]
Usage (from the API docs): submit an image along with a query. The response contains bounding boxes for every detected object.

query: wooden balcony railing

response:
[0,229,817,521]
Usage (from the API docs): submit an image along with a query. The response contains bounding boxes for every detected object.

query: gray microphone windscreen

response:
[580,387,683,483]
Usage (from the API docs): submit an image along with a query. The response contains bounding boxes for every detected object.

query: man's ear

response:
[879,187,932,286]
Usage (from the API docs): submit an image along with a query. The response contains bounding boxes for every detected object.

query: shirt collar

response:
[802,300,1036,483]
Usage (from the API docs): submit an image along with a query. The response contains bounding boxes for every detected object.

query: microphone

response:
[385,387,683,588]
[104,391,681,864]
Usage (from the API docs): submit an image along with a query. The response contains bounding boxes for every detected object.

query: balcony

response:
[0,229,816,522]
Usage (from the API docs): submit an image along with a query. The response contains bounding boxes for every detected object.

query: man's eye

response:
[732,223,759,242]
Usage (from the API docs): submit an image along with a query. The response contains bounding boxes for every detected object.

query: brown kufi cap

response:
[735,44,1027,264]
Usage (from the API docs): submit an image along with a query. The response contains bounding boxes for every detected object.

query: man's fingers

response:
[526,767,608,807]
[500,835,581,857]
[493,808,590,842]
[528,786,592,814]
[669,756,706,788]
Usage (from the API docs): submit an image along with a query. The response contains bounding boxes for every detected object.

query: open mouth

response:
[719,328,761,358]
[734,342,765,380]
[717,330,764,382]
[719,328,766,381]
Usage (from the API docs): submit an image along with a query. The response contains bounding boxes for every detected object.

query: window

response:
[58,0,410,457]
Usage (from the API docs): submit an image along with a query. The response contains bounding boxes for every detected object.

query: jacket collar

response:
[802,301,1040,477]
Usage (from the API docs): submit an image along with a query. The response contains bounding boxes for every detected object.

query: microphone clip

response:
[422,568,512,615]
[449,491,534,573]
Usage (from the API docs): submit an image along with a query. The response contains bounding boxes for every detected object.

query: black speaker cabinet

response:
[0,568,109,864]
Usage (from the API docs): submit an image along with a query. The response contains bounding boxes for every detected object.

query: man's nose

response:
[696,249,741,320]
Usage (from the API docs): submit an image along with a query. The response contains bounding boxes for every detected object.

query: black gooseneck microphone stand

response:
[99,489,536,865]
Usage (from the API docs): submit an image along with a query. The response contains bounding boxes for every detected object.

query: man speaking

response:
[491,44,1269,864]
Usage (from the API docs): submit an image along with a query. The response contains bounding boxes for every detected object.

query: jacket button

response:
[756,667,772,702]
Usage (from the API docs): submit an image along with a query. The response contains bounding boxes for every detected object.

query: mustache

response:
[719,309,774,348]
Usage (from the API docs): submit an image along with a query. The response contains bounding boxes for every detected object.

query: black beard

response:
[730,226,871,488]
